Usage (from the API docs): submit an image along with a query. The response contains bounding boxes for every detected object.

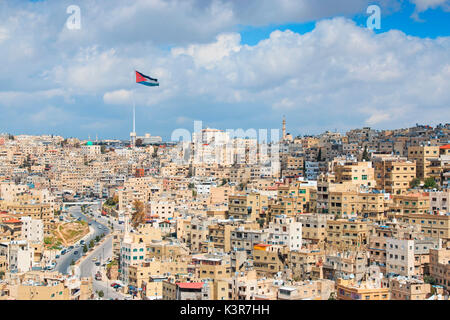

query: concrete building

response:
[386,238,415,277]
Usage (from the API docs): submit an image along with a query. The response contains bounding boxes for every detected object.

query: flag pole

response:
[131,69,137,148]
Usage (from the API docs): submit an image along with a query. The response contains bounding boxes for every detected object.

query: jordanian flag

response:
[135,70,159,87]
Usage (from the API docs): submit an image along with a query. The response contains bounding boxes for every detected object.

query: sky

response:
[0,0,449,141]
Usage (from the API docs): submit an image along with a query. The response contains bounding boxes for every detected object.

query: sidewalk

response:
[75,233,112,267]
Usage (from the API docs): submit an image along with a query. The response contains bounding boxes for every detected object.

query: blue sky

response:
[0,0,449,140]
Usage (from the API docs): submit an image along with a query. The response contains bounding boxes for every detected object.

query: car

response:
[92,257,97,262]
[55,255,60,259]
[95,261,101,266]
[61,250,67,255]
[68,246,74,250]
[74,251,78,254]
[80,240,85,245]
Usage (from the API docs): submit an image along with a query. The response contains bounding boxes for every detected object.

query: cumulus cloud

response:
[410,0,450,12]
[0,1,449,138]
[103,89,133,105]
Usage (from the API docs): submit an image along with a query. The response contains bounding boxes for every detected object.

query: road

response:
[54,203,128,299]
[55,205,110,274]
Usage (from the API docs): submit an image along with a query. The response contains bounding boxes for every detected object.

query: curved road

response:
[55,205,110,274]
[54,204,128,299]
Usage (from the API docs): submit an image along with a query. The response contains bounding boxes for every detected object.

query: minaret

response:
[123,210,132,242]
[130,104,136,147]
[282,116,286,141]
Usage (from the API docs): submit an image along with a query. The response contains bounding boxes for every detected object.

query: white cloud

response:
[172,33,241,69]
[0,26,9,43]
[103,89,133,105]
[1,1,450,137]
[29,106,72,127]
[410,0,450,12]
[273,98,295,110]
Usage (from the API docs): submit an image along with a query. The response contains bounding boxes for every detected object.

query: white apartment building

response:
[149,200,175,220]
[386,238,415,277]
[267,215,302,251]
[20,217,44,243]
[120,237,146,285]
[0,240,34,273]
[81,145,101,155]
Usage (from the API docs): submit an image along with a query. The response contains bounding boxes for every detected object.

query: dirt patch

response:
[48,221,89,247]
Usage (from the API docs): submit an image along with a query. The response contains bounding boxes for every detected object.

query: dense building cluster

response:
[0,121,449,300]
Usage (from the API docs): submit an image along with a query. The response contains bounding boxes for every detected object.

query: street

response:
[55,205,110,274]
[52,204,128,299]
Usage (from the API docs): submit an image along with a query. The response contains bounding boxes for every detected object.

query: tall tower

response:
[282,116,286,141]
[130,104,136,147]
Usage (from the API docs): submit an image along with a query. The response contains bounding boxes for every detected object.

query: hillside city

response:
[0,120,449,300]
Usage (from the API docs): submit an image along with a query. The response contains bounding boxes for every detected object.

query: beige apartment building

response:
[401,213,450,244]
[373,156,416,195]
[288,249,324,280]
[389,277,431,300]
[336,278,389,300]
[277,279,335,300]
[297,213,331,246]
[429,247,450,289]
[389,192,430,218]
[408,145,440,179]
[228,193,268,221]
[252,244,287,277]
[429,190,450,213]
[333,161,376,188]
[326,219,369,249]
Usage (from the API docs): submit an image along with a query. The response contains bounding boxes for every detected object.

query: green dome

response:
[86,141,93,146]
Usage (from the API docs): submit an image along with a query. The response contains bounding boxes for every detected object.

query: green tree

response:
[95,235,100,242]
[317,148,322,162]
[98,290,104,298]
[328,292,336,300]
[411,178,421,188]
[89,240,95,248]
[0,271,4,279]
[424,177,437,189]
[362,146,370,161]
[424,275,436,285]
[83,244,88,253]
[257,218,265,228]
[70,259,75,266]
